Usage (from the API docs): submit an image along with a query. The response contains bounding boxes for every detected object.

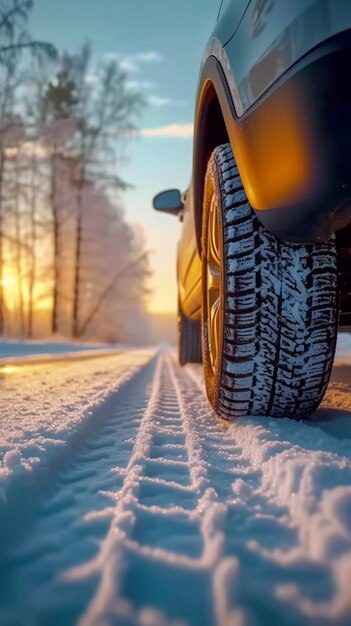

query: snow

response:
[0,349,153,482]
[0,339,120,359]
[335,332,351,365]
[0,338,350,625]
[0,339,125,368]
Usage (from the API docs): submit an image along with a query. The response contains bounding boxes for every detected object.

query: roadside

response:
[0,344,350,625]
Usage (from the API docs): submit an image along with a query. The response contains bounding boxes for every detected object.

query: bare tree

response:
[43,44,145,336]
[0,14,150,342]
[27,145,37,336]
[0,0,56,334]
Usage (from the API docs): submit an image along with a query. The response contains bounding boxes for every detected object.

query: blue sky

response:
[31,0,219,312]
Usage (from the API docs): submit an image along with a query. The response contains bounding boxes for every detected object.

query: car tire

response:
[201,144,338,419]
[178,304,202,366]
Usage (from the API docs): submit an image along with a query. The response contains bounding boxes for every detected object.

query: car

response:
[153,0,351,420]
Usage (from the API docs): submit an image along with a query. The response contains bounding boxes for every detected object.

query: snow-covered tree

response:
[0,31,150,342]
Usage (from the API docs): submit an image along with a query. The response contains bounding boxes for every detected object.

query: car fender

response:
[193,33,351,247]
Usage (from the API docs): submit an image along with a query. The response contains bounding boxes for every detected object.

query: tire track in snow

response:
[0,351,157,562]
[72,350,239,626]
[0,350,245,626]
[0,349,350,626]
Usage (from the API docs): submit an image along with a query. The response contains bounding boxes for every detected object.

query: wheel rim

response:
[205,193,222,373]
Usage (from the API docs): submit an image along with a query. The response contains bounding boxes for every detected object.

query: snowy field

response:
[0,340,122,360]
[0,336,350,625]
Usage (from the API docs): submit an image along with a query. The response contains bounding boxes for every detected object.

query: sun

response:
[1,274,17,309]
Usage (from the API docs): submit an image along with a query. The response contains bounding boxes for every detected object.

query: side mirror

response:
[153,189,183,216]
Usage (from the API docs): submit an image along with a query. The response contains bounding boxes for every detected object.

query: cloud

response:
[127,80,156,91]
[119,59,139,73]
[102,52,119,62]
[147,95,188,107]
[133,51,163,63]
[140,123,193,139]
[102,51,164,73]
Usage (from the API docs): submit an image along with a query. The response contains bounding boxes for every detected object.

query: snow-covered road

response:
[0,344,351,626]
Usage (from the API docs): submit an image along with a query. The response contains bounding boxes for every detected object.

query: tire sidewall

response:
[201,156,225,412]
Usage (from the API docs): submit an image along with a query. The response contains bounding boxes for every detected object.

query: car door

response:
[215,0,252,45]
[177,184,202,320]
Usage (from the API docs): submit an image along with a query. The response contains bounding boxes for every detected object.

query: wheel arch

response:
[194,39,351,247]
[193,58,230,255]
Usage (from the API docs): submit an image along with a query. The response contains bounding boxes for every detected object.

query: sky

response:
[30,0,220,313]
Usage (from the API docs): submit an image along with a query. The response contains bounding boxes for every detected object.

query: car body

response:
[153,0,351,419]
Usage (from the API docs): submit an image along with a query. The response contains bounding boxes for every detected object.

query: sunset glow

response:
[1,276,11,287]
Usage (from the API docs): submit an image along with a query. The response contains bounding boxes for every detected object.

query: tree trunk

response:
[51,152,59,334]
[27,150,37,337]
[72,176,83,338]
[14,154,25,336]
[72,208,82,338]
[0,149,5,335]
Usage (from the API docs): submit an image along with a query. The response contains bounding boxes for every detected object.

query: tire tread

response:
[202,144,338,419]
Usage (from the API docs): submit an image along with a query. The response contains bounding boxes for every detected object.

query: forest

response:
[0,0,150,343]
